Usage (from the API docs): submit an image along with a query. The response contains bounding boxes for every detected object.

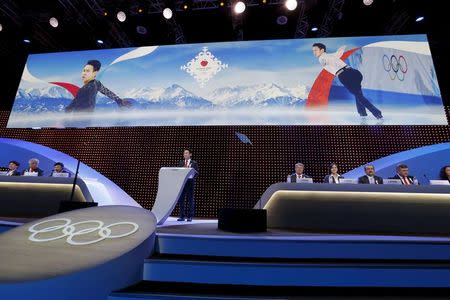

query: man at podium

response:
[177,149,199,222]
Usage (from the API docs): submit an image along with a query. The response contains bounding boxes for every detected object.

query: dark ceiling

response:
[0,0,449,110]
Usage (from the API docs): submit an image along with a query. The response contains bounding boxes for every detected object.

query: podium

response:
[151,167,197,225]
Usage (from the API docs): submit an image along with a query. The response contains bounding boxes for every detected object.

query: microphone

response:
[69,140,89,202]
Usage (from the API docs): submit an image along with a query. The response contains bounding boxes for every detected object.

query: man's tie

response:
[403,176,410,185]
[184,160,188,168]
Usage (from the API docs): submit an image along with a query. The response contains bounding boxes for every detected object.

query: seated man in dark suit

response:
[390,164,416,185]
[288,163,312,183]
[6,161,21,176]
[50,162,71,177]
[177,148,199,222]
[358,164,383,184]
[22,158,44,176]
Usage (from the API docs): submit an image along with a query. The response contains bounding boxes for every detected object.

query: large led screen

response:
[7,34,446,128]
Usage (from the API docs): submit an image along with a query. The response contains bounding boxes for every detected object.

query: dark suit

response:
[358,175,383,184]
[289,173,311,183]
[6,170,21,176]
[178,159,199,219]
[323,174,345,184]
[390,174,415,185]
[22,168,44,176]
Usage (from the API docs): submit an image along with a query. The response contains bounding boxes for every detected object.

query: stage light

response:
[183,4,188,10]
[138,8,143,13]
[136,25,147,35]
[277,15,288,25]
[117,11,126,22]
[104,11,108,16]
[311,27,318,31]
[49,17,59,28]
[262,0,267,4]
[0,23,2,32]
[234,1,246,14]
[23,39,31,43]
[363,0,373,5]
[97,39,104,44]
[285,0,297,11]
[163,8,173,19]
[220,1,225,7]
[416,16,424,22]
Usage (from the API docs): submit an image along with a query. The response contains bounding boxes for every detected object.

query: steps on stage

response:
[142,254,450,288]
[107,219,450,300]
[109,280,450,299]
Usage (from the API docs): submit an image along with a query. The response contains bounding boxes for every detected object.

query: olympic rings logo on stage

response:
[28,218,139,246]
[382,54,408,81]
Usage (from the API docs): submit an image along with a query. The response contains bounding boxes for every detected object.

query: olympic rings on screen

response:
[382,54,407,81]
[28,218,139,246]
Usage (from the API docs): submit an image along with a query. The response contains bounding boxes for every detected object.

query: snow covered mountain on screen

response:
[13,82,310,112]
[123,84,213,109]
[13,86,72,112]
[16,86,72,99]
[208,83,309,107]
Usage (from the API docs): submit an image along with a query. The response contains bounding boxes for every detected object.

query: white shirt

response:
[295,174,307,183]
[330,174,340,184]
[366,175,376,184]
[184,159,191,167]
[397,173,412,185]
[318,46,347,75]
[287,174,305,183]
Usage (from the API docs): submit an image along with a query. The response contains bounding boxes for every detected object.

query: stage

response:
[3,212,450,300]
[144,217,450,288]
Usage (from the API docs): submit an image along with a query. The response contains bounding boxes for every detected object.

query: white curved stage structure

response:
[151,167,198,225]
[0,206,156,300]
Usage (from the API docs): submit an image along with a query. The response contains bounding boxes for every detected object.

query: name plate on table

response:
[384,179,402,185]
[23,171,38,177]
[429,180,450,185]
[340,178,358,184]
[296,178,313,184]
[51,172,70,178]
[0,171,8,176]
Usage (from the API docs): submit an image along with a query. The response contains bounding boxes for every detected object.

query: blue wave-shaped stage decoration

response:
[0,138,140,207]
[343,142,450,184]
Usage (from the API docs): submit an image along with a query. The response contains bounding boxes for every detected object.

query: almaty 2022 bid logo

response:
[181,47,228,87]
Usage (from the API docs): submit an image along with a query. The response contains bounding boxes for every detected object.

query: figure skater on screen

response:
[65,60,131,112]
[312,43,383,120]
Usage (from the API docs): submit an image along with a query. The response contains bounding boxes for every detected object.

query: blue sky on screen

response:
[23,34,427,97]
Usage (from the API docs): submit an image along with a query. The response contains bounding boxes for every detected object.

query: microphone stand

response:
[69,140,88,202]
[423,173,430,185]
[69,158,81,202]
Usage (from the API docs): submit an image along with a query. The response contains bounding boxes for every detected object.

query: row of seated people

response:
[289,163,450,185]
[1,159,71,177]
